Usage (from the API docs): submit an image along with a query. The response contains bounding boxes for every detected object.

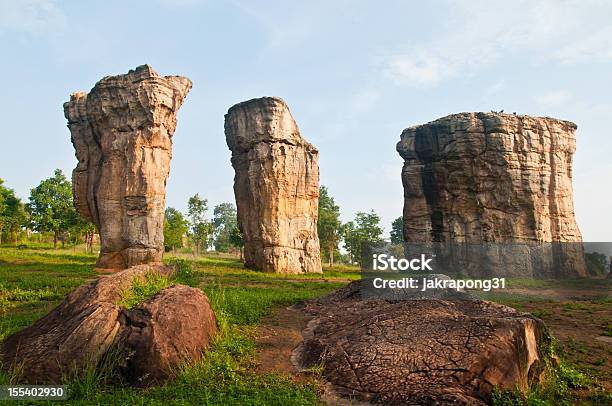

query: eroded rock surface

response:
[396,112,586,278]
[1,265,216,385]
[225,97,321,273]
[64,65,192,269]
[119,285,217,387]
[294,280,549,405]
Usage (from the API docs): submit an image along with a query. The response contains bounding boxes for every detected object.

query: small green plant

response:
[530,310,551,319]
[0,361,24,385]
[603,323,612,337]
[490,388,523,406]
[166,257,198,287]
[63,346,124,399]
[565,337,589,355]
[562,302,589,311]
[492,337,596,406]
[592,358,607,366]
[305,361,326,378]
[117,273,172,310]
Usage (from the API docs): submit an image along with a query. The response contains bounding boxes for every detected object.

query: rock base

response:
[1,265,217,386]
[293,280,549,405]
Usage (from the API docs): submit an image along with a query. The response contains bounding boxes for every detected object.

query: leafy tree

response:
[0,181,6,230]
[585,252,608,276]
[341,221,357,264]
[187,194,213,256]
[343,210,384,265]
[318,186,342,266]
[0,179,28,244]
[229,225,245,261]
[26,169,79,248]
[390,216,404,244]
[67,210,96,252]
[164,207,189,253]
[212,203,238,253]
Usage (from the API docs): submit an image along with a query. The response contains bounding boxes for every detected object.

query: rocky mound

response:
[1,265,217,386]
[293,280,549,405]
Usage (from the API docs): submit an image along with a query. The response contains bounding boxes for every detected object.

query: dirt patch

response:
[504,287,610,301]
[275,278,354,283]
[94,267,120,274]
[254,306,311,377]
[516,300,612,391]
[200,276,353,285]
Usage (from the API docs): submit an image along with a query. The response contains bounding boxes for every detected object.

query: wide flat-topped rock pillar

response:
[396,112,586,278]
[225,97,322,274]
[64,65,191,270]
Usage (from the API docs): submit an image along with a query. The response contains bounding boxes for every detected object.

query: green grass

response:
[203,283,344,326]
[0,245,351,405]
[117,272,173,310]
[491,337,611,406]
[0,246,97,342]
[53,324,321,405]
[1,245,609,405]
[504,277,612,290]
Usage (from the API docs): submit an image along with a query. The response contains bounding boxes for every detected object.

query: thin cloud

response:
[0,0,66,35]
[483,79,506,96]
[552,26,612,65]
[383,0,612,87]
[384,54,449,87]
[350,89,381,113]
[534,90,572,108]
[227,0,319,50]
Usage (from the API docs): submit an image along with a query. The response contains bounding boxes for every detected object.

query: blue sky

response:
[1,0,611,240]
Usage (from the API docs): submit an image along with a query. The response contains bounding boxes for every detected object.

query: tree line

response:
[318,185,404,266]
[0,170,95,250]
[0,170,404,266]
[166,184,403,265]
[163,195,244,258]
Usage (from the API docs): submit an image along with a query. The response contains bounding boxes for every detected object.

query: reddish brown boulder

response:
[294,281,549,405]
[1,266,216,386]
[119,285,217,386]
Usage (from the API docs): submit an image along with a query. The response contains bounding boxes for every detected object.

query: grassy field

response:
[0,245,356,405]
[0,245,610,405]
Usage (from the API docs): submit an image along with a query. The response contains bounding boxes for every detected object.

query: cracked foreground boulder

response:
[64,65,192,270]
[225,97,322,273]
[1,265,217,386]
[396,112,586,278]
[293,281,549,405]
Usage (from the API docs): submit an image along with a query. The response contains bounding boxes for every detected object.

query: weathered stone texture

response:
[119,285,217,387]
[225,97,321,273]
[64,65,191,269]
[397,112,586,277]
[294,280,550,405]
[1,265,217,385]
